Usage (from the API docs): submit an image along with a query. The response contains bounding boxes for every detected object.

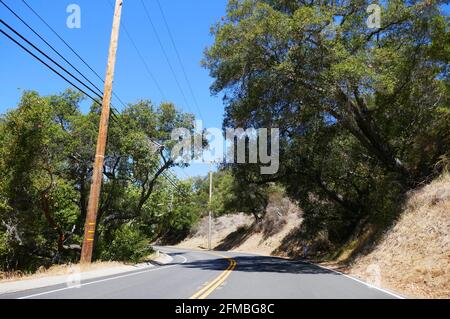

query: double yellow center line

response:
[190,253,237,299]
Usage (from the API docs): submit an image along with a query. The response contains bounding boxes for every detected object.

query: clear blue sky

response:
[0,0,228,178]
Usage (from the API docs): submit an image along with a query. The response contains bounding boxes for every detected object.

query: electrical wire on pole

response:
[0,0,103,97]
[0,28,104,108]
[0,0,126,125]
[105,0,166,102]
[139,0,194,116]
[154,0,205,121]
[0,19,104,102]
[21,0,103,83]
[0,19,123,127]
[20,0,129,110]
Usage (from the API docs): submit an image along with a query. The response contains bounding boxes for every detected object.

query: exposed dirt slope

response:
[346,174,450,298]
[177,197,303,255]
[178,213,255,250]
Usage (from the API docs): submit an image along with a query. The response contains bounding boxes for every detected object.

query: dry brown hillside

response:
[346,174,450,298]
[177,196,302,256]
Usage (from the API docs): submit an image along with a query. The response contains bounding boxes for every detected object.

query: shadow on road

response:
[180,255,337,275]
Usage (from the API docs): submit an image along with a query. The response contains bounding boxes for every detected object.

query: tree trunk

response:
[337,89,412,185]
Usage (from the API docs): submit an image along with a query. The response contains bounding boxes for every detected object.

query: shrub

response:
[0,231,10,271]
[260,196,291,238]
[99,224,151,263]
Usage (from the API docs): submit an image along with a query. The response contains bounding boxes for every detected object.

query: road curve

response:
[0,247,401,299]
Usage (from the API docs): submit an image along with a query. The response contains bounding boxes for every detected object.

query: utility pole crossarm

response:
[80,0,124,264]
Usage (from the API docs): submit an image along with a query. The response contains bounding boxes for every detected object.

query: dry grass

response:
[178,213,254,249]
[0,261,125,283]
[232,213,302,256]
[257,194,293,238]
[177,198,302,256]
[347,173,450,298]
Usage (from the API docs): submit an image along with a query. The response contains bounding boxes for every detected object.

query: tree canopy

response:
[0,90,200,271]
[204,0,450,242]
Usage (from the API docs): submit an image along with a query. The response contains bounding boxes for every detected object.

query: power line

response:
[0,0,103,97]
[1,0,185,193]
[21,0,104,83]
[0,35,184,197]
[123,25,167,101]
[0,28,103,108]
[147,158,187,196]
[161,170,188,197]
[0,0,125,126]
[0,19,103,102]
[154,0,204,121]
[105,0,166,102]
[139,0,194,115]
[0,23,122,128]
[166,169,189,191]
[20,0,129,110]
[150,155,188,196]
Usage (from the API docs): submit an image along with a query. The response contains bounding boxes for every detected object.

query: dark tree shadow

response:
[271,225,305,258]
[155,228,191,246]
[180,254,337,275]
[214,225,254,251]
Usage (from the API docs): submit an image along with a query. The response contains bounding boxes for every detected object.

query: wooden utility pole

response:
[80,0,124,264]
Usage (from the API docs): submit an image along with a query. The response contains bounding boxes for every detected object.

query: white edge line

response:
[18,253,187,300]
[309,262,406,299]
[215,248,406,299]
[163,247,405,299]
[237,251,406,299]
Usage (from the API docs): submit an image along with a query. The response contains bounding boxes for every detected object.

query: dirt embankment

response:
[177,196,303,256]
[344,174,450,298]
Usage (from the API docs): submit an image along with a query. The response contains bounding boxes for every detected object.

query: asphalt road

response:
[0,247,401,299]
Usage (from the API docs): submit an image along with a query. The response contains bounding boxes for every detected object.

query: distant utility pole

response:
[80,0,124,264]
[208,163,213,250]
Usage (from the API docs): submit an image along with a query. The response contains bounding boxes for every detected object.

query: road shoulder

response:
[0,250,173,295]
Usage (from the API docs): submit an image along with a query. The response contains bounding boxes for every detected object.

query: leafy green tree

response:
[193,170,269,221]
[0,90,200,271]
[204,1,450,244]
[0,91,82,269]
[98,223,150,263]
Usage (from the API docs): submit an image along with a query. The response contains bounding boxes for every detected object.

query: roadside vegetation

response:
[0,90,200,273]
[202,0,450,261]
[347,172,450,298]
